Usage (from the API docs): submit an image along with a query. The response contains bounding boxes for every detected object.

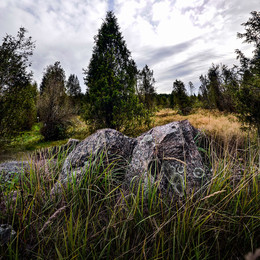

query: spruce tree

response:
[235,11,260,135]
[137,65,156,110]
[171,80,190,115]
[83,11,143,130]
[66,74,81,97]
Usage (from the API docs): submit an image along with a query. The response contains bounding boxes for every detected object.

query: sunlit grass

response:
[155,108,244,141]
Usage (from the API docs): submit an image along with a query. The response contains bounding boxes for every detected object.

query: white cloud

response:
[0,0,259,93]
[114,0,258,93]
[0,0,108,89]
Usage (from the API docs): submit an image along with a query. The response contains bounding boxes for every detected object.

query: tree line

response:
[0,11,259,141]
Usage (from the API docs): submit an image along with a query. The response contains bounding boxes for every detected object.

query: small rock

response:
[0,224,16,245]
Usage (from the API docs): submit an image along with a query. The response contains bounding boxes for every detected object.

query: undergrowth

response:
[0,134,259,259]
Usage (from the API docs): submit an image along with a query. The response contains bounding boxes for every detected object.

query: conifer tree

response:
[137,65,156,110]
[235,11,260,135]
[66,74,81,97]
[83,11,144,130]
[171,80,190,115]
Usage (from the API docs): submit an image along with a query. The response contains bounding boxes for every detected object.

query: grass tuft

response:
[0,132,259,259]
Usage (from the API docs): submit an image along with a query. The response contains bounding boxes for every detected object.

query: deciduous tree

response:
[38,62,73,140]
[0,27,36,137]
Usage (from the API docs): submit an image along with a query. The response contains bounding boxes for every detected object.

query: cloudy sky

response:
[0,0,258,93]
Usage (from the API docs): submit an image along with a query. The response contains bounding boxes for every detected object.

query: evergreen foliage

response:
[66,74,83,114]
[235,11,260,135]
[171,79,191,115]
[0,27,36,137]
[156,94,171,108]
[66,74,81,97]
[137,65,156,110]
[198,64,237,112]
[207,64,224,111]
[38,62,73,141]
[83,11,145,131]
[136,64,156,126]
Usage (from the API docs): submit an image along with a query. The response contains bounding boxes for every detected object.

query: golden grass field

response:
[154,108,246,144]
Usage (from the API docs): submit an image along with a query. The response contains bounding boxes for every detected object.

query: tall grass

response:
[0,133,259,259]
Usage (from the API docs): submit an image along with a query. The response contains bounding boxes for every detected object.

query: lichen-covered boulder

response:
[126,120,209,196]
[60,128,137,182]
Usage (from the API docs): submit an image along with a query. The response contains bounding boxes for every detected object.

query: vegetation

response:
[0,127,259,259]
[171,79,191,115]
[83,11,146,131]
[38,61,74,141]
[0,27,37,137]
[136,65,157,126]
[235,11,260,135]
[66,74,81,98]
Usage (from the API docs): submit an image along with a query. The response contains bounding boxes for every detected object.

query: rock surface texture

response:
[126,120,208,196]
[0,161,30,182]
[60,120,210,196]
[0,224,16,245]
[61,129,136,182]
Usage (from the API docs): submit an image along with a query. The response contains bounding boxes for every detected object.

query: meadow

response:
[0,109,259,259]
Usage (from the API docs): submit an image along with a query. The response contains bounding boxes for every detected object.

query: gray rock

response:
[126,120,209,196]
[0,161,30,182]
[60,128,136,182]
[66,138,80,148]
[57,121,209,197]
[0,224,16,245]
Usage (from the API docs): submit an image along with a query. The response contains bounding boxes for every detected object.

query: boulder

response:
[0,224,16,245]
[57,120,210,196]
[60,129,136,182]
[126,120,209,196]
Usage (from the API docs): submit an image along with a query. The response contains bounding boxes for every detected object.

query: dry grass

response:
[154,108,246,144]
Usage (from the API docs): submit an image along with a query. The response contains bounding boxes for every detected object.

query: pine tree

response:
[137,65,156,110]
[235,11,260,135]
[83,11,144,130]
[171,80,191,115]
[66,74,81,97]
[207,64,224,111]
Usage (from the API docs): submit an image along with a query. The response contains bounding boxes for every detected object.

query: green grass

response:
[0,135,259,259]
[0,117,90,162]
